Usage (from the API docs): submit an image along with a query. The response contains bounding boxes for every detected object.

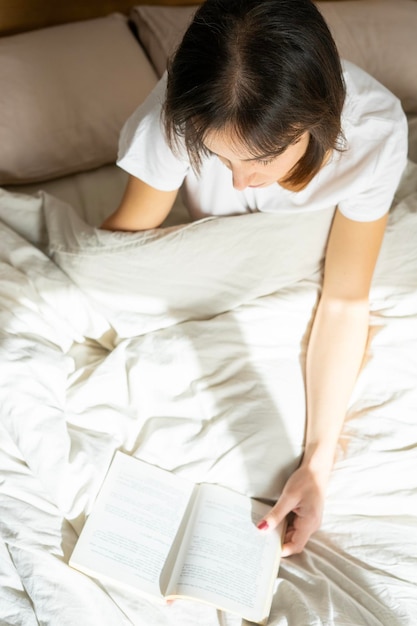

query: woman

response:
[102,0,407,556]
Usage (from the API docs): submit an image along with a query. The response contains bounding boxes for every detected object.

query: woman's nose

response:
[232,167,252,191]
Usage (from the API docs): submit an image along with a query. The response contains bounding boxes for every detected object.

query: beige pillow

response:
[318,0,417,115]
[130,0,417,114]
[0,14,157,185]
[130,5,197,77]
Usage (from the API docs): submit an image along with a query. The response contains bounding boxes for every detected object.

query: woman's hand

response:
[257,464,329,556]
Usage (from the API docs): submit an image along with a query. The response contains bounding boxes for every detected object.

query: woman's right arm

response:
[101,174,179,231]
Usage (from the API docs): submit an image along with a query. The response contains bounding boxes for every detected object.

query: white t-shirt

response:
[117,60,408,222]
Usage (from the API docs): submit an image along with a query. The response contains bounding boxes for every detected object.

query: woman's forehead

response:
[203,127,307,161]
[203,129,261,160]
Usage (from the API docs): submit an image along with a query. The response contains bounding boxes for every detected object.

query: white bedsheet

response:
[1,155,417,625]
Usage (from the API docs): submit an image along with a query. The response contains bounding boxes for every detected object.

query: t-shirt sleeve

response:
[337,63,408,222]
[117,74,190,191]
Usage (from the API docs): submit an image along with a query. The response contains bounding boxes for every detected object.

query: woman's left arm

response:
[259,209,388,555]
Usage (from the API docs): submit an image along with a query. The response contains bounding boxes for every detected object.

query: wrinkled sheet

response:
[1,157,417,626]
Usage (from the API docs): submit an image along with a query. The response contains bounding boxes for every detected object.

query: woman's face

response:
[203,129,309,191]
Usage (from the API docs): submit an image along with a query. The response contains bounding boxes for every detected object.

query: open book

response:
[69,451,283,625]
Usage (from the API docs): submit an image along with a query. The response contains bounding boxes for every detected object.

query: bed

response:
[0,1,417,624]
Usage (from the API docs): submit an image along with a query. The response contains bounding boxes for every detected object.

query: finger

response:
[283,526,296,544]
[281,521,313,557]
[281,537,306,557]
[257,493,300,532]
[282,535,307,557]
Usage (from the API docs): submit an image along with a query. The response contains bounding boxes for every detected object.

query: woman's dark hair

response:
[163,0,346,190]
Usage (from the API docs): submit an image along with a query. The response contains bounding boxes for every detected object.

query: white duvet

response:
[0,155,417,626]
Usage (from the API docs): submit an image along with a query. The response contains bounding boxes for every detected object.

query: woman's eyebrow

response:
[206,148,278,162]
[243,154,277,162]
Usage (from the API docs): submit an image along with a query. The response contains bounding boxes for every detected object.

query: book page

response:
[166,483,282,624]
[69,452,195,599]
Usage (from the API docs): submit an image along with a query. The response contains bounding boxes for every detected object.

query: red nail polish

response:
[257,520,269,530]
